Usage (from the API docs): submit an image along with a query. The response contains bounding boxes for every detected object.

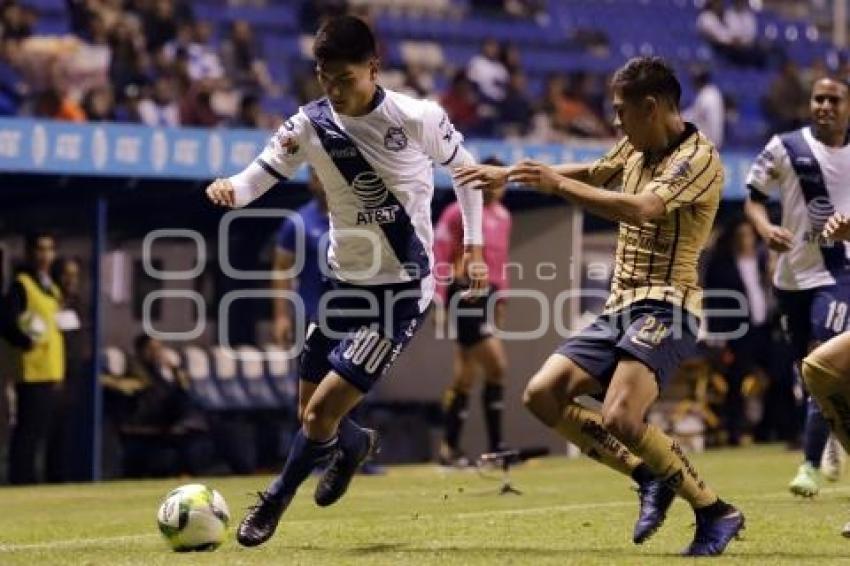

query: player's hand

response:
[206,178,236,207]
[824,212,850,242]
[461,245,488,299]
[453,164,509,191]
[759,224,794,252]
[271,314,293,346]
[507,160,563,195]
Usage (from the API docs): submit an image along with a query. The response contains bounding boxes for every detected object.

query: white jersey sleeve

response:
[228,112,310,207]
[416,100,483,245]
[746,135,791,198]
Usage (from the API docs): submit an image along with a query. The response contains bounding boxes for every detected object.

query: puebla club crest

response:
[383,127,407,151]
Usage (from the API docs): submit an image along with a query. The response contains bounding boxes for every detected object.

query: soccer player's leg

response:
[776,289,825,496]
[801,332,850,536]
[470,335,509,454]
[439,345,476,466]
[803,333,850,468]
[238,326,345,547]
[315,285,426,506]
[611,308,743,556]
[439,287,491,464]
[523,317,670,543]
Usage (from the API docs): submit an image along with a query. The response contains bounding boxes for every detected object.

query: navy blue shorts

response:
[776,284,850,363]
[555,300,700,388]
[299,279,429,393]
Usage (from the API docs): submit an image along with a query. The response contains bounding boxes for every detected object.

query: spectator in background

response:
[698,0,764,67]
[684,68,725,148]
[138,75,180,126]
[467,39,509,106]
[179,78,219,127]
[545,73,609,138]
[108,17,151,100]
[724,0,758,49]
[501,43,523,75]
[50,257,91,481]
[34,87,86,122]
[229,93,264,129]
[82,85,116,121]
[762,59,808,136]
[2,232,65,484]
[220,20,273,96]
[0,38,25,116]
[1,3,35,41]
[440,70,481,135]
[704,218,771,446]
[401,62,432,99]
[114,82,143,122]
[498,72,533,137]
[141,0,180,53]
[106,334,208,477]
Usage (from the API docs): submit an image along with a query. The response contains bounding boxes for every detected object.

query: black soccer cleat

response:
[683,505,745,556]
[314,428,379,507]
[236,491,292,548]
[633,478,676,544]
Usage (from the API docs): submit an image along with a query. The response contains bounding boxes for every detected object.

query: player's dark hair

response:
[313,15,377,65]
[612,56,682,108]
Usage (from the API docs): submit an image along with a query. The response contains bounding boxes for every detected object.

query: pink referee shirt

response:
[433,200,512,304]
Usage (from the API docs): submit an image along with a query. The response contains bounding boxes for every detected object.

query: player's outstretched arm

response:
[824,212,850,242]
[508,160,664,225]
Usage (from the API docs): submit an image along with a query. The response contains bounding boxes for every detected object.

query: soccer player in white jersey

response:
[744,76,850,497]
[205,16,486,547]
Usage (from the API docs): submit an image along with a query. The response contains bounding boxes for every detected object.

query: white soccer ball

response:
[156,483,230,552]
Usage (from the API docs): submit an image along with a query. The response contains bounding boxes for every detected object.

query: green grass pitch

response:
[2,445,850,565]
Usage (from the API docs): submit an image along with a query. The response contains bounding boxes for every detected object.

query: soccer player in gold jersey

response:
[457,56,743,556]
[801,211,850,536]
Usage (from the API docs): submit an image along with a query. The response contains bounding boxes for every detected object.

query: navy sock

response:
[267,430,337,500]
[631,463,656,486]
[338,417,369,460]
[443,389,469,451]
[803,396,830,468]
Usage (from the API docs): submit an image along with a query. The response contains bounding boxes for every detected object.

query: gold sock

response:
[632,424,717,508]
[803,356,850,454]
[554,403,643,477]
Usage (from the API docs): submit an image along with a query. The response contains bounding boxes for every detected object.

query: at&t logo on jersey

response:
[352,171,400,226]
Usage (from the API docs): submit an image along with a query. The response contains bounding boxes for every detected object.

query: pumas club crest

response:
[383,127,407,151]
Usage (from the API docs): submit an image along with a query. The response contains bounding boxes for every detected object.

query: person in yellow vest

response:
[2,232,65,484]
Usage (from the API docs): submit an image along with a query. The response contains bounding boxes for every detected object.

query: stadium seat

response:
[211,346,252,409]
[183,345,227,411]
[235,345,279,409]
[263,344,297,405]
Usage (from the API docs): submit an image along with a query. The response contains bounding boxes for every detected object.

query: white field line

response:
[2,485,850,553]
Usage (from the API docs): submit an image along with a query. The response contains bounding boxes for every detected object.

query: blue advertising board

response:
[0,118,755,199]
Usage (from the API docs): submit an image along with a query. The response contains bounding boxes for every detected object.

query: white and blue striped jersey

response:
[747,127,850,290]
[229,87,482,299]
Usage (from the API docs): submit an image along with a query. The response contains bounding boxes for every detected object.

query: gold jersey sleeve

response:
[604,129,723,319]
[587,137,635,189]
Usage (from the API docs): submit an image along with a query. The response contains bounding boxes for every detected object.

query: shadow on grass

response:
[317,543,850,561]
